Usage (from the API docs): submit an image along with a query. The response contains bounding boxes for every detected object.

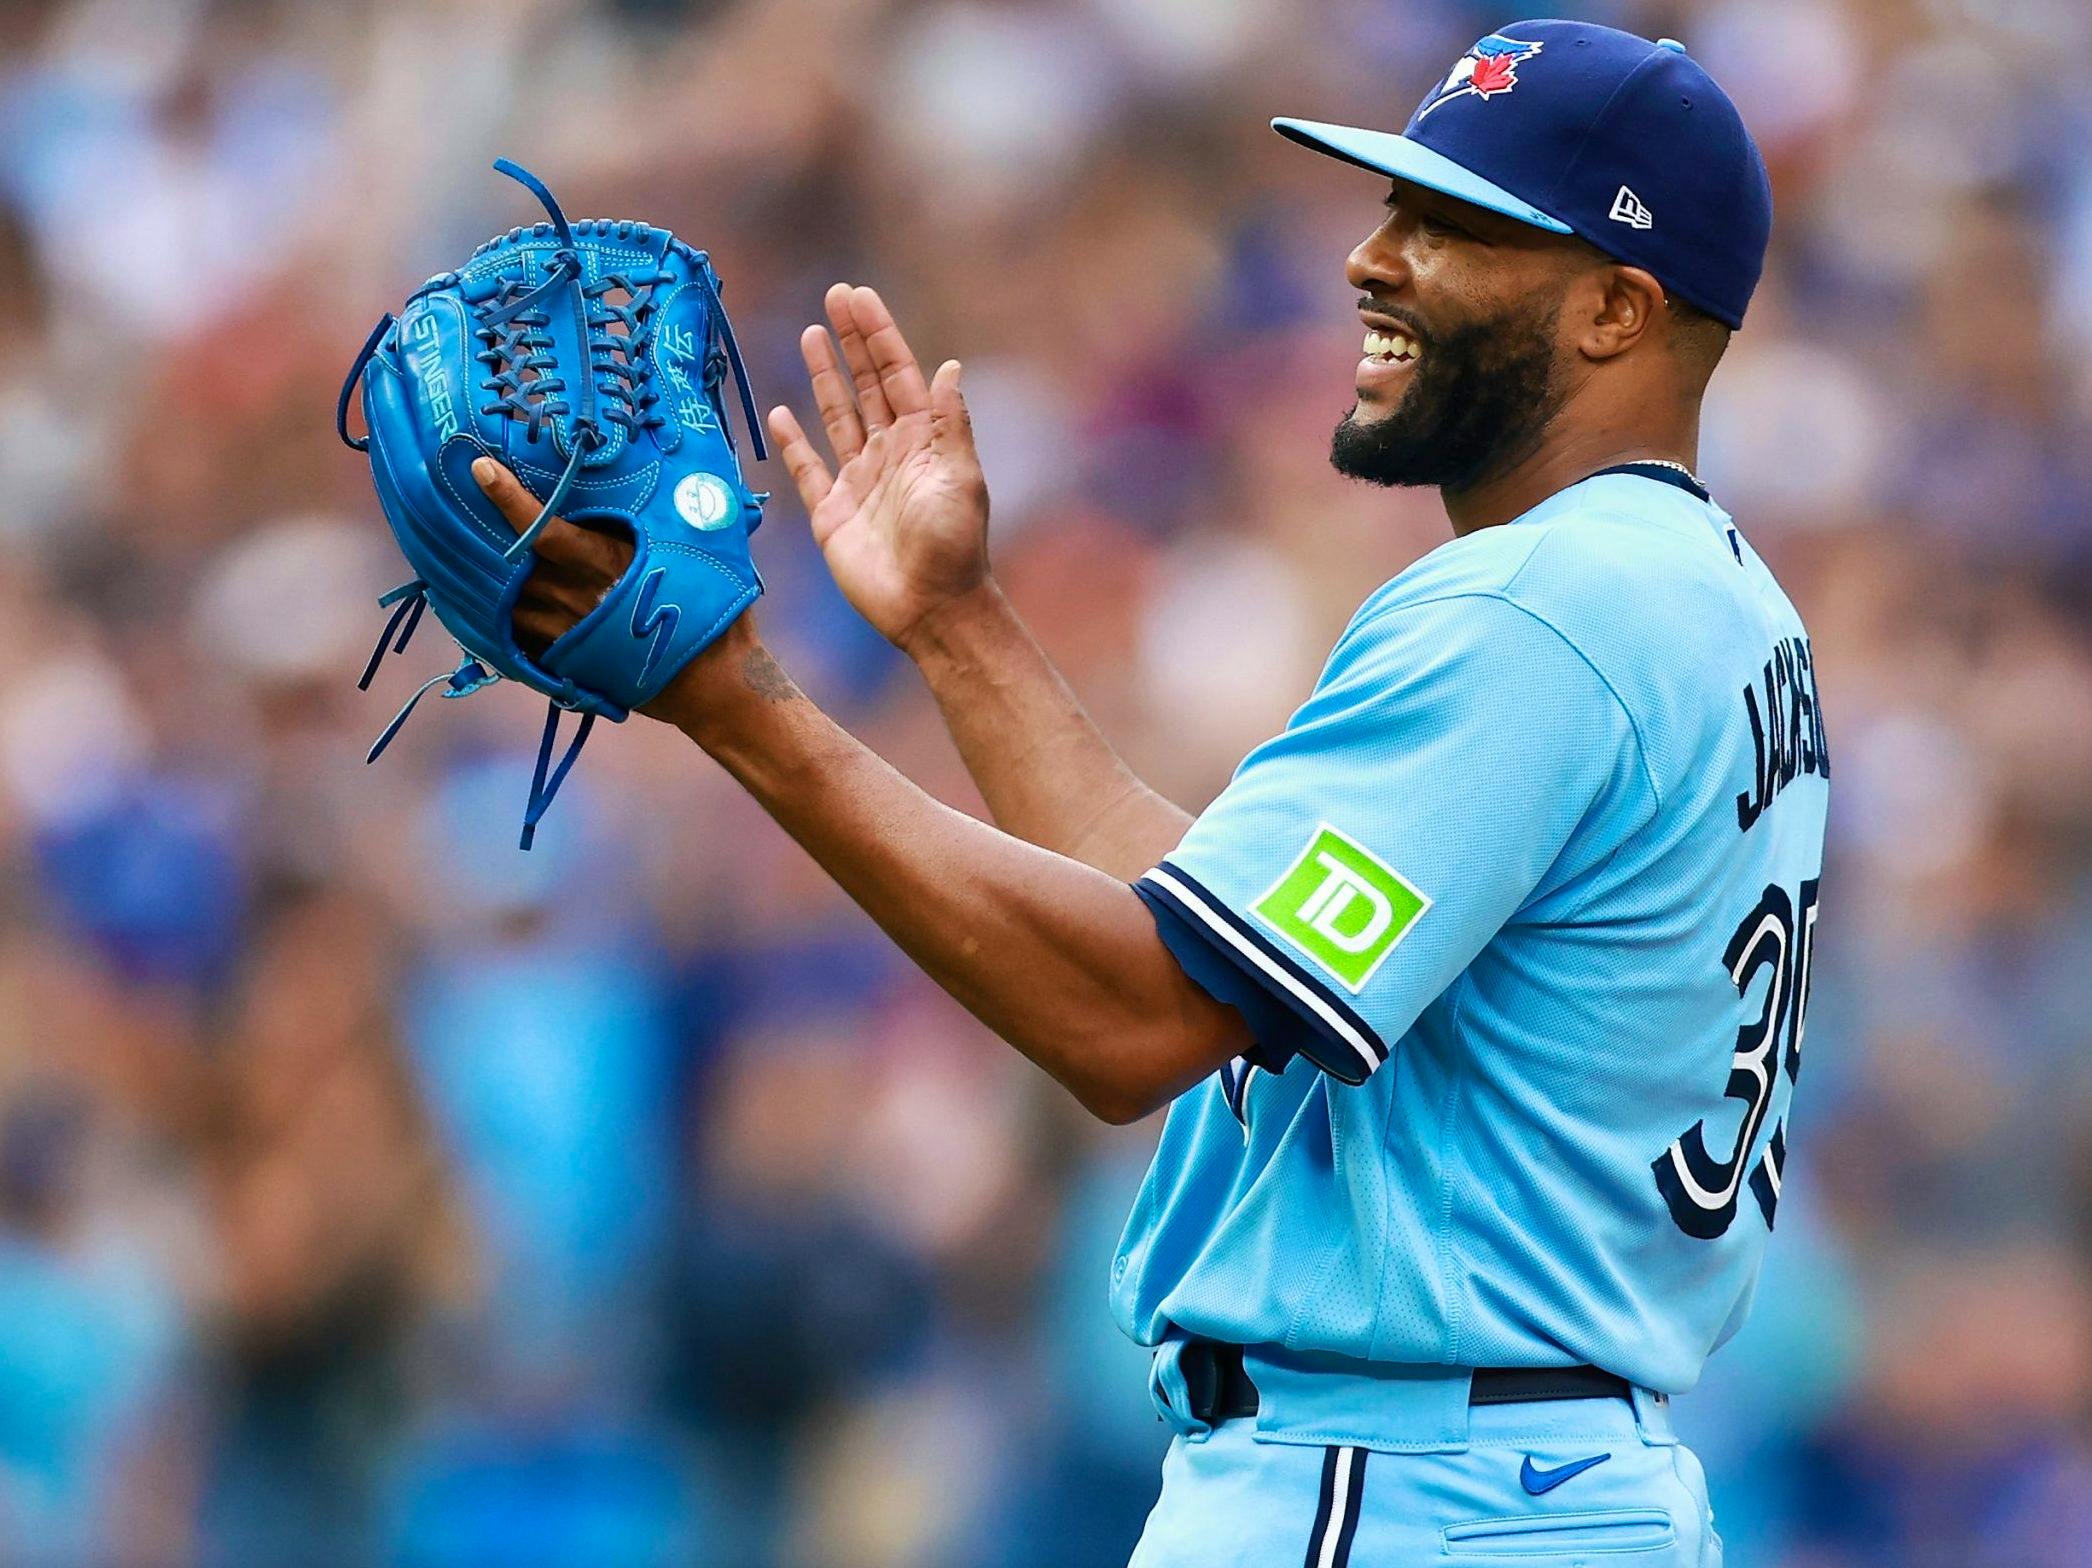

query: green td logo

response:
[1251,824,1429,992]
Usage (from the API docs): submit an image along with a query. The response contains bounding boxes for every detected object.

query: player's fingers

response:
[510,611,554,660]
[472,457,545,533]
[848,286,931,416]
[801,323,866,463]
[472,455,577,556]
[928,359,975,457]
[526,544,621,596]
[825,281,896,431]
[766,405,836,513]
[471,457,612,574]
[512,594,602,658]
[510,571,579,658]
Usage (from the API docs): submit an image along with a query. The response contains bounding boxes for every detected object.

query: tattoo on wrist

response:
[741,645,799,704]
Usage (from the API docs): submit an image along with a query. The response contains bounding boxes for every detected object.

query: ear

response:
[1574,265,1666,363]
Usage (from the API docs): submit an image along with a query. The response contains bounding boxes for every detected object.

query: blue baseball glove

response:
[337,159,768,847]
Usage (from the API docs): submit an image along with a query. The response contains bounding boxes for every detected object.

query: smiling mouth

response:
[1362,328,1420,367]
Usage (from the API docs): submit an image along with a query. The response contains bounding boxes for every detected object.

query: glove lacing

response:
[586,265,673,441]
[475,282,570,448]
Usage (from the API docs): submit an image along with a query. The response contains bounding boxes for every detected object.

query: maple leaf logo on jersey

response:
[1418,33,1545,118]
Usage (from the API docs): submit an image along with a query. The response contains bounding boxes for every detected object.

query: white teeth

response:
[1362,330,1418,362]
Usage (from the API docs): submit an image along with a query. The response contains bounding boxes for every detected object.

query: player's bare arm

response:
[474,457,1250,1124]
[768,283,1190,881]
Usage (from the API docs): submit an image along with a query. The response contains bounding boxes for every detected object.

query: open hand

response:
[767,285,991,652]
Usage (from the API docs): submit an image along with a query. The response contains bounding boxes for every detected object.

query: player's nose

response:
[1346,220,1411,297]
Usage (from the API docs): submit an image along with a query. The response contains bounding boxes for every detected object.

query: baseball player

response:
[471,20,1824,1565]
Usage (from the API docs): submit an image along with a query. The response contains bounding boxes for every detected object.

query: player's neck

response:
[1440,409,1703,537]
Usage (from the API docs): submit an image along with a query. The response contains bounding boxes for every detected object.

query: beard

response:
[1330,296,1568,492]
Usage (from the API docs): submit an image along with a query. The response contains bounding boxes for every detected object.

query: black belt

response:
[1182,1342,1632,1426]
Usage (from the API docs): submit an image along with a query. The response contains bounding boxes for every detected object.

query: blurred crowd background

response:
[1,0,2090,1562]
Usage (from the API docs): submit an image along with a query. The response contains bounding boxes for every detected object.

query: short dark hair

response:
[1668,295,1732,385]
[1559,236,1732,382]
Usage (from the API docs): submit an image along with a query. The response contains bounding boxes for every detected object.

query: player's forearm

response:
[898,582,1192,880]
[658,623,1245,1122]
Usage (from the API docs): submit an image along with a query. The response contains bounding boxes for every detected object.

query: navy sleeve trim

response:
[1137,861,1390,1085]
[1134,884,1304,1076]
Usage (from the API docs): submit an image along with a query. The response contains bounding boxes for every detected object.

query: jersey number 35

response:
[1653,878,1821,1240]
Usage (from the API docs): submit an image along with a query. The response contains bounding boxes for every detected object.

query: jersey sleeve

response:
[1135,590,1652,1084]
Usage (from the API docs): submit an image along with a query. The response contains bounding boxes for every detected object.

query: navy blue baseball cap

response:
[1274,21,1772,328]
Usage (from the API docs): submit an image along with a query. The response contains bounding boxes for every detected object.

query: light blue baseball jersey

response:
[1119,467,1828,1396]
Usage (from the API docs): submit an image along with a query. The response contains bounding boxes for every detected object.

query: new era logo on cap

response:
[1609,185,1654,229]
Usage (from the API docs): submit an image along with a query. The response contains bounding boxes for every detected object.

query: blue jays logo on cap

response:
[1419,33,1545,118]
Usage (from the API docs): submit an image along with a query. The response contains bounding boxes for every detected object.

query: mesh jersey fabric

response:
[1117,472,1830,1395]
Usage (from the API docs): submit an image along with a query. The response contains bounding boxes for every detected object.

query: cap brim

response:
[1271,116,1572,234]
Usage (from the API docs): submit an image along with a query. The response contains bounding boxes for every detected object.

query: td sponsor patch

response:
[1251,824,1429,992]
